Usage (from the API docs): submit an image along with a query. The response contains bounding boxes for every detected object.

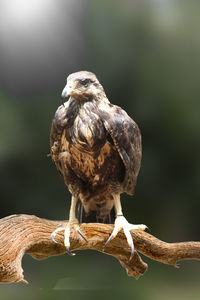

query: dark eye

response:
[80,79,90,86]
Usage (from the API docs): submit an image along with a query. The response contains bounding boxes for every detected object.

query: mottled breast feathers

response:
[50,98,142,196]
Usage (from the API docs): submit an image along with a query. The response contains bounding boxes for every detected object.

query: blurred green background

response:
[0,0,200,299]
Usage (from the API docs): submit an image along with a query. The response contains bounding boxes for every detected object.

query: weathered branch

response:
[0,214,200,283]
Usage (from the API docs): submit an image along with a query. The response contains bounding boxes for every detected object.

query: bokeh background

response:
[0,0,200,299]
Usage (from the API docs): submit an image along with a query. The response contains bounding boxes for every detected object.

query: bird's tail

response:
[77,200,115,224]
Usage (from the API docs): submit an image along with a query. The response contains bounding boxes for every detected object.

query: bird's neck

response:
[69,94,109,111]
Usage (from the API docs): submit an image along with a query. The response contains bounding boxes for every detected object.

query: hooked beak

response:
[61,84,73,99]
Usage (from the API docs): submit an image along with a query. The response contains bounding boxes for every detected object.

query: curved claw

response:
[145,225,150,232]
[51,221,88,256]
[51,227,65,244]
[77,228,88,243]
[103,216,146,258]
[51,233,58,244]
[66,246,76,256]
[103,232,114,250]
[104,228,135,259]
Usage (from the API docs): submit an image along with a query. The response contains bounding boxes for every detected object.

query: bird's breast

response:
[70,110,106,152]
[59,104,123,188]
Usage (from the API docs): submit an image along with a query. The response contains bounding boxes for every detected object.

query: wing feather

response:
[50,103,69,163]
[98,102,142,195]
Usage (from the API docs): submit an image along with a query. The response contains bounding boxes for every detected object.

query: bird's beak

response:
[61,83,73,99]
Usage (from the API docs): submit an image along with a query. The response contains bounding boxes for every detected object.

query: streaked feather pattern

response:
[50,73,142,223]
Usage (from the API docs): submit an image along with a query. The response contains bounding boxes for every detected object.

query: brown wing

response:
[97,102,142,195]
[50,104,68,165]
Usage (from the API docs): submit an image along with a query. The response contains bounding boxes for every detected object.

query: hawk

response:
[50,71,146,257]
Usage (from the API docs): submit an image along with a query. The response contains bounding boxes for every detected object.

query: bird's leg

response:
[51,195,88,256]
[104,194,147,259]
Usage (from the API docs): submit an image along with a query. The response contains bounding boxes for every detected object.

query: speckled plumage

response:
[50,71,142,223]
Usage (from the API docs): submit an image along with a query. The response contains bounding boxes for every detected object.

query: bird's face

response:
[61,71,104,102]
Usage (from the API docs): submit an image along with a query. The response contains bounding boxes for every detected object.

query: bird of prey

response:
[50,71,147,257]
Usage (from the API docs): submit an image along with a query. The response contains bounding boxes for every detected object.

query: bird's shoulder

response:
[97,100,140,141]
[50,100,74,144]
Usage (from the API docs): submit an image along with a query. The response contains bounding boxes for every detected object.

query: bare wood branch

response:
[0,214,200,284]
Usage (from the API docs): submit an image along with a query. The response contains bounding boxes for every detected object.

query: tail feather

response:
[78,200,115,224]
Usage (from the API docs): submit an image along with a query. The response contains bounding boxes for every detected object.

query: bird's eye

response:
[80,79,90,86]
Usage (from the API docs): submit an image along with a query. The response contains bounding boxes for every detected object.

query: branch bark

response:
[0,214,200,283]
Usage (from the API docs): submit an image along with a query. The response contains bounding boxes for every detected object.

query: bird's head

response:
[61,71,105,102]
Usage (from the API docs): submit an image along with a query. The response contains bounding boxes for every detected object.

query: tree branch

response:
[0,214,200,283]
